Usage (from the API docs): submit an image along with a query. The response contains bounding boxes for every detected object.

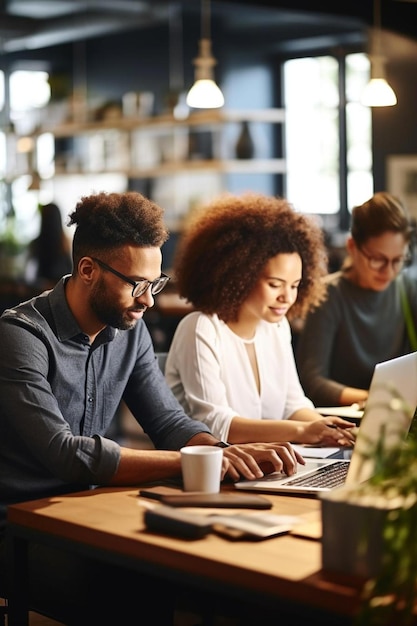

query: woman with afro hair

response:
[165,192,354,447]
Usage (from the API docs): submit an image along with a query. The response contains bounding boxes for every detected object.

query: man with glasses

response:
[0,191,301,624]
[296,191,417,408]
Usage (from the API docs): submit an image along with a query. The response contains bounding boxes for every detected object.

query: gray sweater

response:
[295,270,417,406]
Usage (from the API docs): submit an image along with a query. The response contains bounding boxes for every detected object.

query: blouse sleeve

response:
[166,312,238,441]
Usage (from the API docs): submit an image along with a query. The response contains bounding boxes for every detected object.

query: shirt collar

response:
[49,277,117,343]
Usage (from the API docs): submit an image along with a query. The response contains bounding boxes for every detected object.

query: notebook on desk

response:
[235,351,417,496]
[315,405,364,423]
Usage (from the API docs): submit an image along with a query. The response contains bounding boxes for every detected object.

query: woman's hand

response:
[221,442,305,483]
[302,417,356,447]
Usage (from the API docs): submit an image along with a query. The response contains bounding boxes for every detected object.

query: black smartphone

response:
[139,489,272,509]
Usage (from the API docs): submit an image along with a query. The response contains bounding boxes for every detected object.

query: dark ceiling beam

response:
[217,0,417,40]
[0,0,416,54]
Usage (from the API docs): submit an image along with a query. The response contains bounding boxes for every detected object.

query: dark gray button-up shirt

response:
[0,278,210,533]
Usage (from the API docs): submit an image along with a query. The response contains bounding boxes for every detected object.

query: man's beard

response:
[90,277,144,330]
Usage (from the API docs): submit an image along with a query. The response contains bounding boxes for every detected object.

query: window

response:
[10,70,50,116]
[0,70,53,246]
[283,53,372,230]
[345,53,373,211]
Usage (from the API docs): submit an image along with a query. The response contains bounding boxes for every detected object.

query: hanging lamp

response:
[361,0,397,107]
[186,0,224,109]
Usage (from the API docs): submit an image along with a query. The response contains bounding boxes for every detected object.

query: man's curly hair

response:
[174,192,328,322]
[67,191,168,268]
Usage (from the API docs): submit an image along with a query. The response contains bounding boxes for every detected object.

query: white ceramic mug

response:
[180,445,223,493]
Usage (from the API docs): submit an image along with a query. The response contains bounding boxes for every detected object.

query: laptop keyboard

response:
[284,461,350,489]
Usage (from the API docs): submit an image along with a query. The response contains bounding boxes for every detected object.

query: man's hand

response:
[221,442,305,483]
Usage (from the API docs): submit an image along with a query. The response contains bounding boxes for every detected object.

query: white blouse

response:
[165,312,314,441]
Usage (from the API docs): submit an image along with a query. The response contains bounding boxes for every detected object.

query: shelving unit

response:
[34,108,286,179]
[5,108,285,230]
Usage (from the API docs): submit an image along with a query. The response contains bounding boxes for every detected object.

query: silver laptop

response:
[235,351,417,496]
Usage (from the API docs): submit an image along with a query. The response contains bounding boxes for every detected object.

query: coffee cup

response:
[180,445,223,493]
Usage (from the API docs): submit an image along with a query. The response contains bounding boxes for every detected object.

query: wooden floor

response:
[1,603,229,626]
[0,601,63,626]
[23,613,63,626]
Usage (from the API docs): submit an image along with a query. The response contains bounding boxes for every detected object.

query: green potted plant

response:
[0,216,26,279]
[321,386,417,626]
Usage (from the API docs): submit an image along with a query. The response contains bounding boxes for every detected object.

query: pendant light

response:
[361,0,397,107]
[186,0,224,109]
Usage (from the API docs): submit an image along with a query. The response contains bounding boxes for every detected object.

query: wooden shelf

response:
[5,109,286,228]
[38,108,286,138]
[53,158,286,179]
[35,109,286,183]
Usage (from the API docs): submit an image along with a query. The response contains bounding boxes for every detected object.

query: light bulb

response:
[186,79,224,109]
[361,78,397,107]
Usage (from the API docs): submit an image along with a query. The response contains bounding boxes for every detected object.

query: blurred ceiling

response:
[0,0,416,54]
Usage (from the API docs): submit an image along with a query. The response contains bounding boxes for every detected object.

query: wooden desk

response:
[6,487,363,625]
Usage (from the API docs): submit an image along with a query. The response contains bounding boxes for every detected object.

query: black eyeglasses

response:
[358,246,411,273]
[92,257,170,298]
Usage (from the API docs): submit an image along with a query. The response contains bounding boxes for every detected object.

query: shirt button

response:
[88,396,94,403]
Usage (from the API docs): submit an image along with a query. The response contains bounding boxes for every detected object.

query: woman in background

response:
[25,202,72,289]
[296,191,417,407]
[165,192,355,446]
